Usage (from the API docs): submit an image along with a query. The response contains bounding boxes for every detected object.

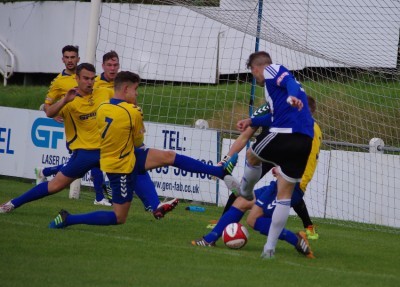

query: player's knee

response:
[233,197,253,212]
[116,214,128,224]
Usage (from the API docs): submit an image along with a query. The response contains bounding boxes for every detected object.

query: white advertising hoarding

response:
[0,107,219,203]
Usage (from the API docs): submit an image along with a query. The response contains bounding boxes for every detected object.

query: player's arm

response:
[46,88,77,118]
[132,108,145,148]
[276,68,304,110]
[43,78,61,117]
[228,127,256,156]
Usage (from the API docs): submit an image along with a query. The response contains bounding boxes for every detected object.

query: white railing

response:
[0,40,15,86]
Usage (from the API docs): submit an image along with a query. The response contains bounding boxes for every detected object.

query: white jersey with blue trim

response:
[263,64,314,138]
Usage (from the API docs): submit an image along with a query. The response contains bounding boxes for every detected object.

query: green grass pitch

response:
[0,177,399,287]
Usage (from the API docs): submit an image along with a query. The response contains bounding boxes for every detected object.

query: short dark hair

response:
[114,71,140,90]
[103,50,119,63]
[62,45,79,55]
[246,51,272,69]
[307,95,316,114]
[76,63,96,76]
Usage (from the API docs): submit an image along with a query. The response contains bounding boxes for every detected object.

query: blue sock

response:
[91,167,105,201]
[173,154,224,179]
[134,172,160,211]
[42,164,63,177]
[65,211,117,226]
[11,182,50,208]
[204,206,244,243]
[254,217,298,247]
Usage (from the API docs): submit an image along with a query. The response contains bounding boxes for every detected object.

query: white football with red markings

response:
[222,222,249,249]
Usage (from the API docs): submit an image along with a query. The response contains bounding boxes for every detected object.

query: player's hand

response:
[237,118,252,132]
[64,88,78,103]
[287,96,303,111]
[53,116,64,123]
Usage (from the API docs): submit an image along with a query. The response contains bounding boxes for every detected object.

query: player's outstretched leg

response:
[48,209,117,228]
[192,205,244,247]
[172,152,238,180]
[153,198,179,219]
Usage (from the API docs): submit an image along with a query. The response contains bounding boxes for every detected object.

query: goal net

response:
[97,0,400,231]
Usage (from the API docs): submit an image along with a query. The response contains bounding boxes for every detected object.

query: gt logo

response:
[31,118,64,149]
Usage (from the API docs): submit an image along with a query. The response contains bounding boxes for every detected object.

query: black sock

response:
[293,198,313,228]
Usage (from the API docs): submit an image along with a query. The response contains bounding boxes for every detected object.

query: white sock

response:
[239,161,262,200]
[264,199,291,252]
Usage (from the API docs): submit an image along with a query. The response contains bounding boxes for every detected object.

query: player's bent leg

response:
[193,197,251,246]
[113,201,132,224]
[246,203,264,229]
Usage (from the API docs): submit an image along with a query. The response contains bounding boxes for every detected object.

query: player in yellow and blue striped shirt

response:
[44,45,79,113]
[0,63,114,214]
[37,47,115,206]
[93,50,120,90]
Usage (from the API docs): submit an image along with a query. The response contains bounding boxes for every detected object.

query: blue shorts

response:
[254,180,304,218]
[60,149,100,178]
[107,148,149,204]
[107,172,137,204]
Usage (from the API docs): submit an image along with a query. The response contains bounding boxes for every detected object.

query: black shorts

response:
[251,131,312,181]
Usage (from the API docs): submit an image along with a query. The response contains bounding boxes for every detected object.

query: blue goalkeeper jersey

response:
[263,64,314,138]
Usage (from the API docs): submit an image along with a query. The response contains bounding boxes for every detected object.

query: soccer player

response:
[93,50,181,218]
[230,51,314,259]
[192,97,321,258]
[46,71,238,228]
[93,50,120,89]
[0,63,114,213]
[219,99,320,239]
[36,45,111,206]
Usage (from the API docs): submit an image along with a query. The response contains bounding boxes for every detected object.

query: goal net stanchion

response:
[94,0,400,231]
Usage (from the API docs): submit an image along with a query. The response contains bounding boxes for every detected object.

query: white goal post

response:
[88,0,400,231]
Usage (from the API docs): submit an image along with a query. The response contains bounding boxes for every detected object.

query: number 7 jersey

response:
[96,98,145,174]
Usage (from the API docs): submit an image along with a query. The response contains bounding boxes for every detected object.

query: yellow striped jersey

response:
[94,73,114,90]
[58,87,113,151]
[300,122,322,192]
[45,70,77,105]
[97,99,145,173]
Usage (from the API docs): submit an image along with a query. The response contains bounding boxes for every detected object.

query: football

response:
[222,222,249,249]
[194,119,209,129]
